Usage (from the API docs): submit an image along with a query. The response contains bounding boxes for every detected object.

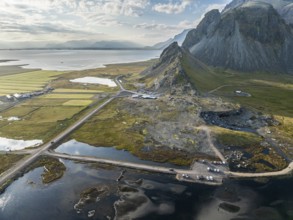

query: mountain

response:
[182,2,293,73]
[151,29,191,50]
[222,0,293,25]
[46,40,142,49]
[140,42,195,94]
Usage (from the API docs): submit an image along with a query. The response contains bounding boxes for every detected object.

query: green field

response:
[182,54,293,117]
[63,100,93,106]
[53,89,101,93]
[43,94,94,99]
[0,154,27,175]
[0,70,64,96]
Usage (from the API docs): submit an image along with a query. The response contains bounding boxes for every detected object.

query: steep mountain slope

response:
[140,42,195,94]
[223,0,293,25]
[182,2,293,73]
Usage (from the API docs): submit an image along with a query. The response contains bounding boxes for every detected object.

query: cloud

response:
[0,0,150,17]
[152,0,192,14]
[134,19,195,31]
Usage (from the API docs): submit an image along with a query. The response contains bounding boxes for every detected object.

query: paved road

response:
[47,151,226,185]
[0,96,116,186]
[228,161,293,178]
[46,151,190,174]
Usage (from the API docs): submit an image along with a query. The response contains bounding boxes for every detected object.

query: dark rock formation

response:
[141,42,195,94]
[183,2,293,73]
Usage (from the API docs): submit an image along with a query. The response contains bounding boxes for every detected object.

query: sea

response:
[0,49,162,71]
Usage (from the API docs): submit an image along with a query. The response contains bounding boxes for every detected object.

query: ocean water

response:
[0,49,162,71]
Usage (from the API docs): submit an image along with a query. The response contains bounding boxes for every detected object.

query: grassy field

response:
[0,154,27,174]
[182,54,293,118]
[0,70,65,95]
[42,94,94,99]
[53,88,102,93]
[63,100,93,106]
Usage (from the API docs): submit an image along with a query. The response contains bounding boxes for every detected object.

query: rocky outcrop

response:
[183,2,293,73]
[223,0,293,25]
[141,42,195,94]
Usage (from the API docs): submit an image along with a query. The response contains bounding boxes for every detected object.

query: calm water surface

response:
[55,139,186,169]
[0,159,293,220]
[0,50,161,71]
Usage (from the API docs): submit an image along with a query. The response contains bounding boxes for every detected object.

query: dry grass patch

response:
[53,88,102,93]
[63,100,92,106]
[43,94,94,99]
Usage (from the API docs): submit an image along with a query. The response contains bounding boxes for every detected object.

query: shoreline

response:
[0,49,161,71]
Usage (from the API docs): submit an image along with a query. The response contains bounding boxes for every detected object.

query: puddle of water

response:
[7,117,20,121]
[55,139,184,169]
[70,77,116,87]
[0,137,42,151]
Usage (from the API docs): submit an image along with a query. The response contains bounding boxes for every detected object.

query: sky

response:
[0,0,230,47]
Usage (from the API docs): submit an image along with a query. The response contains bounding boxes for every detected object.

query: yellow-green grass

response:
[63,100,93,106]
[0,154,27,174]
[42,94,94,99]
[25,106,86,123]
[0,85,42,90]
[0,103,87,140]
[53,88,102,93]
[0,70,65,95]
[21,98,66,107]
[211,126,263,147]
[1,106,38,118]
[182,54,293,118]
[0,89,32,94]
[0,81,44,87]
[0,70,63,80]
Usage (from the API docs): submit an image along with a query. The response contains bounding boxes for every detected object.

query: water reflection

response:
[55,139,184,168]
[0,159,292,220]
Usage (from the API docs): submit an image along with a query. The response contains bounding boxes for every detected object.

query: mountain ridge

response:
[182,1,293,73]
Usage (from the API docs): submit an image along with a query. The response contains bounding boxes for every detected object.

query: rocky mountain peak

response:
[182,1,293,73]
[159,42,182,64]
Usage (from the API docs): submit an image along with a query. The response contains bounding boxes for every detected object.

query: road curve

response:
[228,161,293,178]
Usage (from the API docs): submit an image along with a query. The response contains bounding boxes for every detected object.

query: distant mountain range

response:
[46,40,143,49]
[182,1,293,73]
[148,29,191,50]
[0,30,190,50]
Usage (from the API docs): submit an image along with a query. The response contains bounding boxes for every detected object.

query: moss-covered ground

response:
[28,156,66,184]
[0,154,27,174]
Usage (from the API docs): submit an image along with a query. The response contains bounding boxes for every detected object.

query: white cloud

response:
[152,0,192,14]
[0,0,150,16]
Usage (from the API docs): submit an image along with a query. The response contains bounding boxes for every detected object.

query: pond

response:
[55,139,185,169]
[70,77,117,87]
[0,137,42,151]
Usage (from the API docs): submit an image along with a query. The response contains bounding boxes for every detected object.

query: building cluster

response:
[5,88,53,101]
